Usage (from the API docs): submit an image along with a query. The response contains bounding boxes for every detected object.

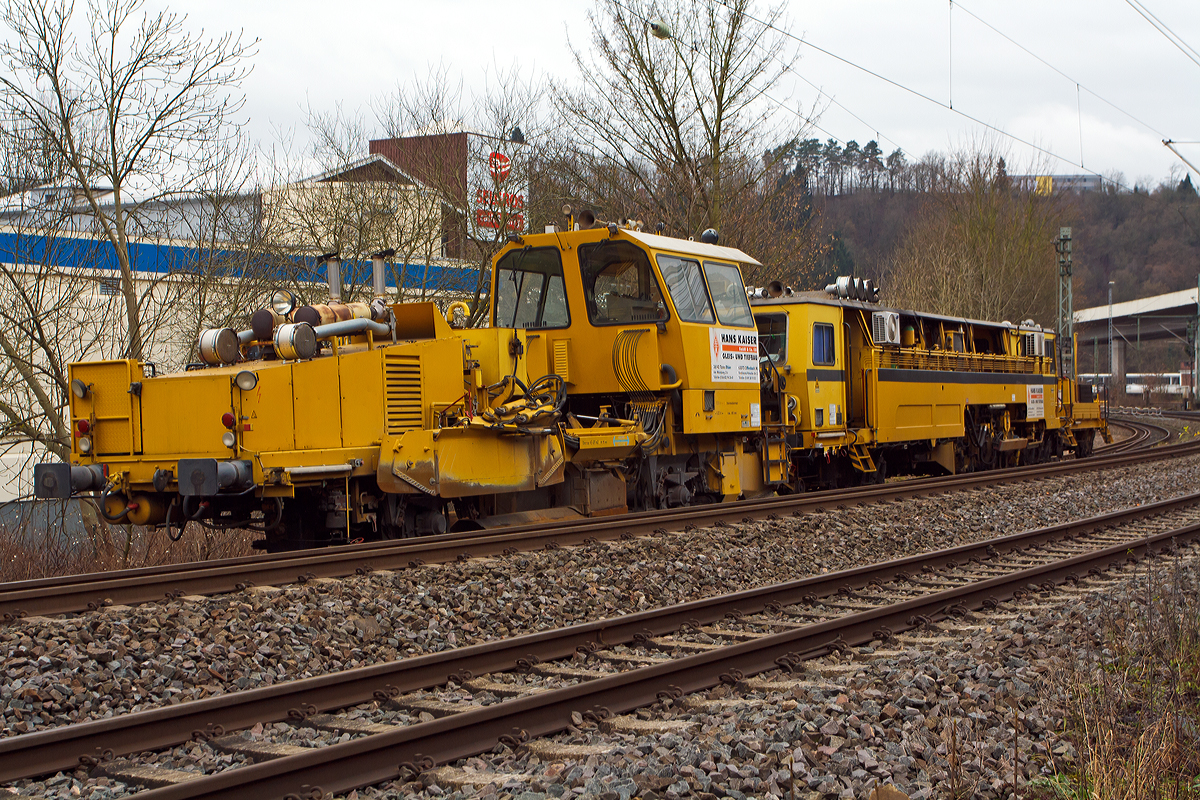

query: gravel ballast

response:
[3,453,1200,798]
[346,552,1200,800]
[3,455,1200,739]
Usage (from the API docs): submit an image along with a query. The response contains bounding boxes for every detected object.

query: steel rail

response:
[2,437,1196,622]
[4,490,1198,783]
[123,516,1200,799]
[1099,415,1172,453]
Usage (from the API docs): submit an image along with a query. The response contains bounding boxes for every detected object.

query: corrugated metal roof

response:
[1075,287,1199,323]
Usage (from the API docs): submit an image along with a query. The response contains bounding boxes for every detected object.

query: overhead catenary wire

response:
[948,0,953,109]
[713,0,1136,185]
[954,1,1171,140]
[1124,0,1200,71]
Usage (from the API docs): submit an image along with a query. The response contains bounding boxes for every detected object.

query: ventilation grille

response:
[385,353,423,434]
[553,340,570,383]
[1022,332,1045,357]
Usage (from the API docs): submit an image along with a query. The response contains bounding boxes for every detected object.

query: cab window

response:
[580,241,667,325]
[703,261,754,327]
[755,313,787,363]
[657,254,715,323]
[813,323,835,365]
[494,247,570,329]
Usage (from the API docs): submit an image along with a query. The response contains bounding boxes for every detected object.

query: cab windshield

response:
[657,254,715,323]
[703,261,754,327]
[493,247,570,329]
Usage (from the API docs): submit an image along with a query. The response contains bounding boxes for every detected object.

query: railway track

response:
[4,489,1198,798]
[1,433,1192,622]
[1097,415,1173,454]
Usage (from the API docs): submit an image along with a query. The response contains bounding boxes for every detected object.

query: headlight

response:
[271,290,297,316]
[274,322,317,361]
[77,436,93,454]
[222,431,237,449]
[198,328,239,366]
[71,378,90,399]
[234,370,258,391]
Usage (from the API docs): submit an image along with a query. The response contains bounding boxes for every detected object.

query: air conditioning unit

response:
[872,311,901,345]
[1022,332,1046,357]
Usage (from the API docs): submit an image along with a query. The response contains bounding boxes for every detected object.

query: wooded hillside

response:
[792,144,1200,376]
[816,172,1200,314]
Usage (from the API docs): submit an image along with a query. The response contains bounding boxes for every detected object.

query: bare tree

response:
[258,106,449,308]
[885,147,1069,325]
[261,66,550,321]
[0,0,257,360]
[0,190,128,484]
[372,65,549,319]
[543,0,824,283]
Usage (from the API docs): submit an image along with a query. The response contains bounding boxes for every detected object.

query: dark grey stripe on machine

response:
[806,368,846,382]
[878,368,1057,385]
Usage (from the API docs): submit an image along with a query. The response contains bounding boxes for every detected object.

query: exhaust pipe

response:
[319,252,342,304]
[371,248,395,298]
[313,318,392,340]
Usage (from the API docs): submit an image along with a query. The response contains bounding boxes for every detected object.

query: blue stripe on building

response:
[0,230,478,293]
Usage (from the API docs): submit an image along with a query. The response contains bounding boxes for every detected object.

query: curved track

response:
[2,433,1192,621]
[1098,415,1173,454]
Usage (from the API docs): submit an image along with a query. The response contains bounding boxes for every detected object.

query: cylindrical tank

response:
[294,302,372,327]
[274,322,318,360]
[901,325,917,347]
[250,308,286,341]
[126,493,168,525]
[103,492,129,520]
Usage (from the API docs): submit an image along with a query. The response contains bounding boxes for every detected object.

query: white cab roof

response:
[624,230,762,267]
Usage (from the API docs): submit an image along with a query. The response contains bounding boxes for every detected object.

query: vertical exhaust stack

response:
[371,248,395,299]
[319,252,342,304]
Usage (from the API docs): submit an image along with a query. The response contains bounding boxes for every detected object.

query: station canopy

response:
[1075,287,1199,345]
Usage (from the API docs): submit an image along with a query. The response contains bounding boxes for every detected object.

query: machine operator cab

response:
[487,224,764,494]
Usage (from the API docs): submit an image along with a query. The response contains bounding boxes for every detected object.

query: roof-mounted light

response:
[271,290,297,317]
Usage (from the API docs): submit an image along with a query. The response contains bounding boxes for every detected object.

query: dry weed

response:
[0,499,256,582]
[1034,552,1200,800]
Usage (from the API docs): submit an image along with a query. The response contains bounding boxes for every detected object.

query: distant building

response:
[369,127,529,258]
[1011,174,1105,194]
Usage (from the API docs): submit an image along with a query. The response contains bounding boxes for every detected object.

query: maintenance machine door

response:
[807,306,846,437]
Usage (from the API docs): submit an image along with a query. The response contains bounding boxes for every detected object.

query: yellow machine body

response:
[752,292,1106,485]
[45,224,1106,549]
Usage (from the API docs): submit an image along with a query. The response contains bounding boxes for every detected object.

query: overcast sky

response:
[149,0,1199,187]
